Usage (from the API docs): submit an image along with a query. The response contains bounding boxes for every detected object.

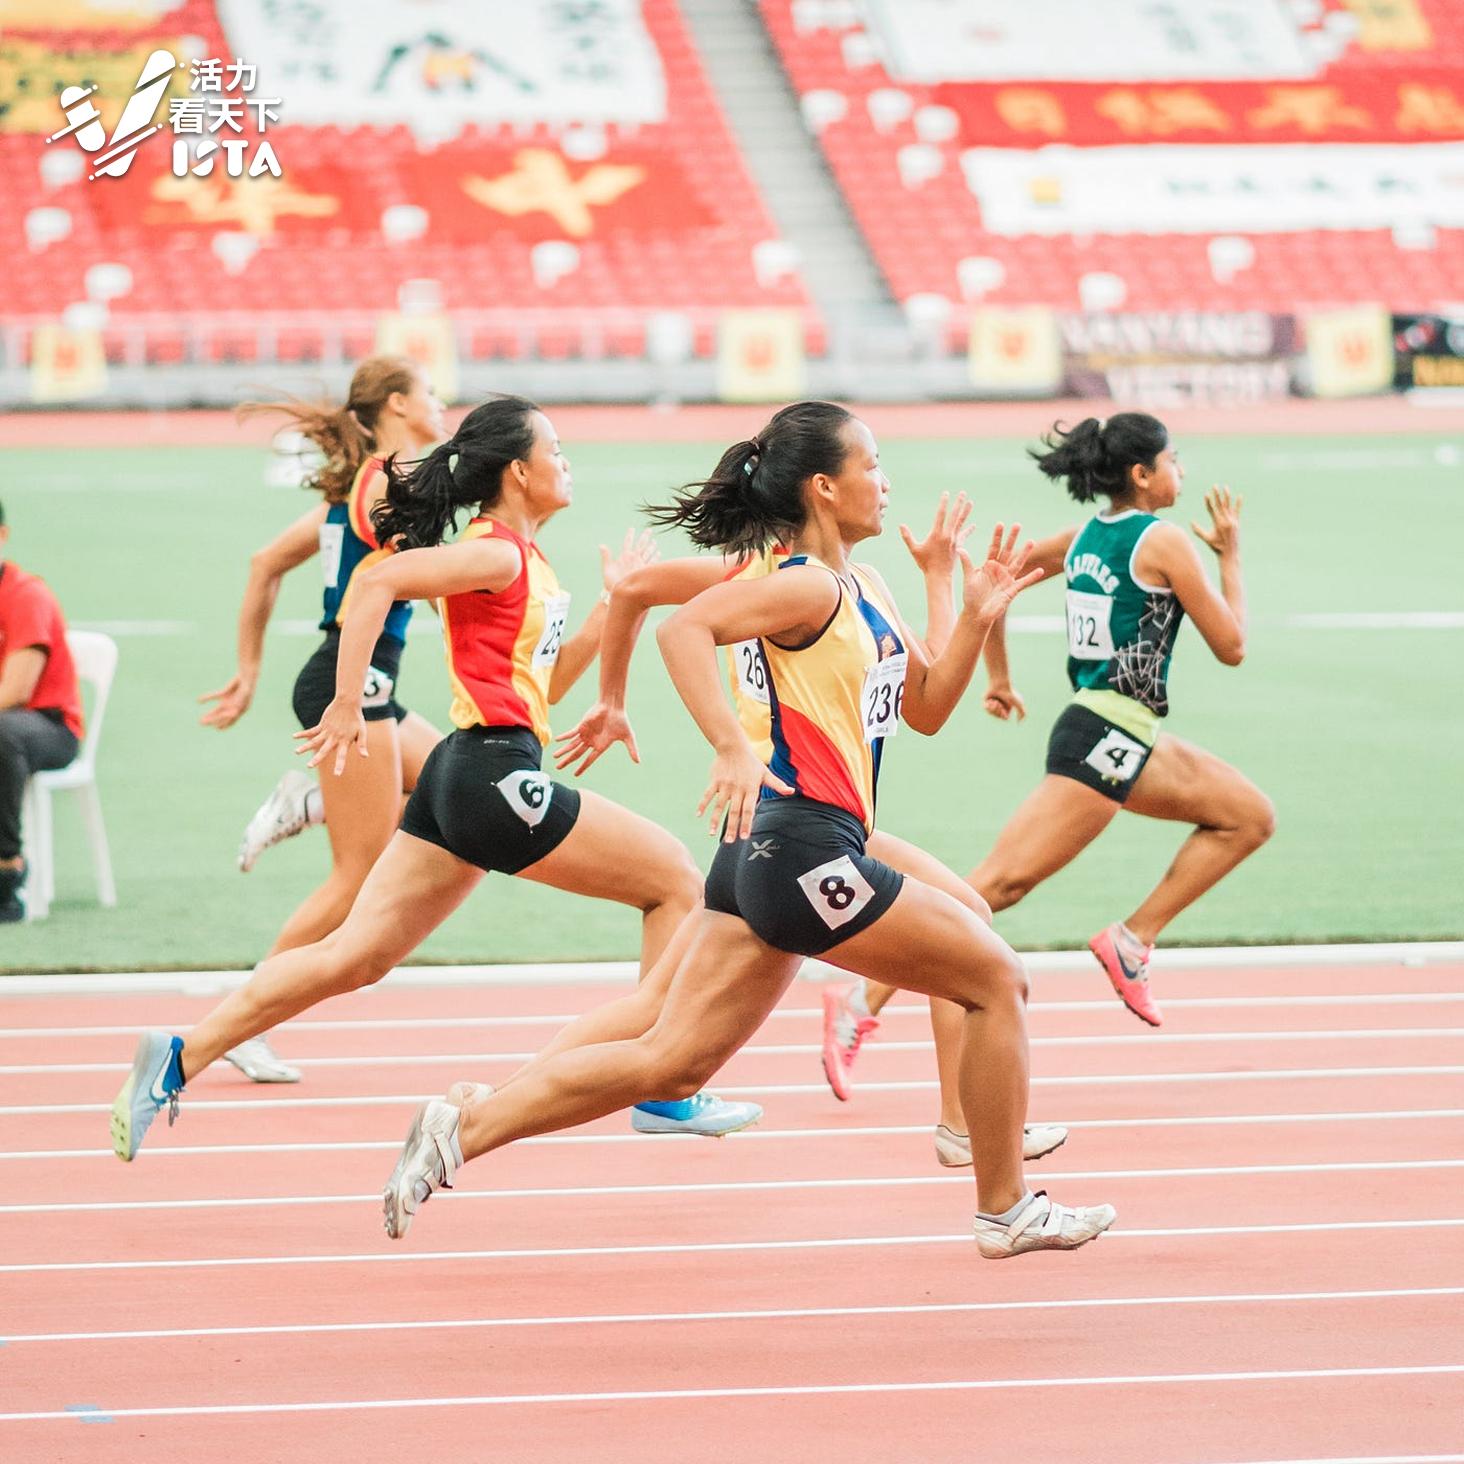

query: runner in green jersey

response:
[967,413,1274,1027]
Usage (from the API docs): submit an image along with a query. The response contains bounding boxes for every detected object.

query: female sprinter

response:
[970,413,1274,1025]
[380,401,1115,1259]
[111,396,759,1161]
[551,490,1066,1167]
[197,356,446,1082]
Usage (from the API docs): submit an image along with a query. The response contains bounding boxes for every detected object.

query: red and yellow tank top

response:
[721,544,788,762]
[438,517,569,745]
[760,555,906,833]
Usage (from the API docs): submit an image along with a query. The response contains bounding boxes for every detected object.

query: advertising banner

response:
[29,324,109,403]
[375,312,459,405]
[717,310,806,403]
[967,307,1062,396]
[1303,305,1394,398]
[1392,313,1464,389]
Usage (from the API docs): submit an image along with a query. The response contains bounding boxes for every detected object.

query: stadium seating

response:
[1,0,817,365]
[761,0,1464,335]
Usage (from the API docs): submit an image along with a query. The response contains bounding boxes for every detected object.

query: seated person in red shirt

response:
[0,500,83,920]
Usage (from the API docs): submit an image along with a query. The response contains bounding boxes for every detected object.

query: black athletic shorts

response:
[1045,701,1155,804]
[704,797,904,957]
[292,628,407,728]
[400,726,581,875]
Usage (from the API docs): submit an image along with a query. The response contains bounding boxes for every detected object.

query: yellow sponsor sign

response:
[717,310,806,403]
[968,306,1062,395]
[0,36,190,135]
[29,324,108,403]
[1304,305,1394,398]
[374,314,460,405]
[1341,0,1432,51]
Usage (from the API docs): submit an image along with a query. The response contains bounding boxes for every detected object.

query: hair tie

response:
[743,456,759,477]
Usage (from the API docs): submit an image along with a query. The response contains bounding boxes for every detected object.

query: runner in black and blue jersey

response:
[968,413,1274,1027]
[197,357,446,1079]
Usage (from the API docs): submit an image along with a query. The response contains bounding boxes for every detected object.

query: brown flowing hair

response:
[238,355,421,504]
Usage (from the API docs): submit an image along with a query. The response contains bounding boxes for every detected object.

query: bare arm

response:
[199,503,328,729]
[656,568,835,840]
[1135,489,1246,665]
[0,648,46,711]
[897,491,973,658]
[553,554,733,774]
[546,530,658,704]
[297,537,522,775]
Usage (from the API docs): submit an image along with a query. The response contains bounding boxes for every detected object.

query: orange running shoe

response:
[820,983,880,1101]
[1089,923,1162,1027]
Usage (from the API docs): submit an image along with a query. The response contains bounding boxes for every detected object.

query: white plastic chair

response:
[20,630,118,920]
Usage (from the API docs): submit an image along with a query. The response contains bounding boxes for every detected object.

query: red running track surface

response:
[1,958,1461,1463]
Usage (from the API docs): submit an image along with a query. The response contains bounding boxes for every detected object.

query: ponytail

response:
[1029,412,1169,504]
[647,400,855,558]
[238,354,420,504]
[372,394,539,550]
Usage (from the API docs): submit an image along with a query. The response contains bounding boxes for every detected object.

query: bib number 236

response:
[861,653,907,742]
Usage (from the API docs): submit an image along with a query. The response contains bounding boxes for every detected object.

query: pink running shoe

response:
[1089,924,1162,1027]
[821,983,880,1101]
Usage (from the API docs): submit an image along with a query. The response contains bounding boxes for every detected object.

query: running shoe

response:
[445,1080,496,1106]
[972,1191,1117,1259]
[383,1100,463,1240]
[820,982,880,1101]
[110,1031,185,1162]
[1089,923,1162,1027]
[223,1034,301,1084]
[631,1092,763,1136]
[238,770,315,873]
[935,1123,1069,1167]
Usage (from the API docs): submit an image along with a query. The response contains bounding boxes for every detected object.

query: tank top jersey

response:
[721,544,788,762]
[438,517,569,746]
[1064,509,1184,718]
[759,555,907,834]
[318,459,412,643]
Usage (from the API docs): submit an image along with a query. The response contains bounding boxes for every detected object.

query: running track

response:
[1,953,1461,1464]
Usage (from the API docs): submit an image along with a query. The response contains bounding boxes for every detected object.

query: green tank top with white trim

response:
[1064,510,1184,718]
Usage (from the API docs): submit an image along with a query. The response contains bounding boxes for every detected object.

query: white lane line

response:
[5,1066,1462,1116]
[6,1285,1459,1346]
[5,1108,1462,1162]
[3,1363,1463,1421]
[3,1217,1461,1274]
[8,990,1464,1038]
[3,1158,1460,1216]
[11,1028,1461,1076]
[1212,1457,1464,1464]
[4,942,1459,994]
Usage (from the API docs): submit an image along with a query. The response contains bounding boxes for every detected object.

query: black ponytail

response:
[1029,412,1168,504]
[372,395,540,550]
[646,400,856,558]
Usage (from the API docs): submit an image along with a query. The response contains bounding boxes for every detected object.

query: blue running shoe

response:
[631,1092,762,1136]
[111,1032,185,1162]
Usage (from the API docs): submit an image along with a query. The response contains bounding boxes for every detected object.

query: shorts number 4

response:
[796,855,876,931]
[1084,728,1147,784]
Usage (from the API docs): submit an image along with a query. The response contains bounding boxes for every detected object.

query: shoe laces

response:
[166,1090,180,1127]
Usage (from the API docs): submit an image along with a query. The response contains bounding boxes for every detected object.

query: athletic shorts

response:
[400,726,581,875]
[704,797,904,957]
[292,629,407,728]
[1045,701,1155,804]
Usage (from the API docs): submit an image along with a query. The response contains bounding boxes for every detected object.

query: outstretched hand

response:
[198,673,254,730]
[600,528,658,594]
[1192,485,1242,556]
[553,701,639,776]
[899,491,973,581]
[293,696,368,778]
[959,522,1043,619]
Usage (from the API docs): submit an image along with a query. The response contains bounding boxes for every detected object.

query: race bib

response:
[860,653,907,742]
[496,769,555,829]
[361,664,395,710]
[1066,590,1115,661]
[1084,727,1147,783]
[731,639,770,706]
[532,592,571,669]
[796,854,877,931]
[319,522,345,590]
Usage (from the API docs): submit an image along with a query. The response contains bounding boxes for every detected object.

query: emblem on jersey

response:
[496,770,554,829]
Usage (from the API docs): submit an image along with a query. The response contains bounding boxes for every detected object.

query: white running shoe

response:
[223,1034,301,1084]
[972,1190,1116,1259]
[383,1100,463,1240]
[934,1123,1069,1167]
[445,1080,496,1106]
[238,770,315,873]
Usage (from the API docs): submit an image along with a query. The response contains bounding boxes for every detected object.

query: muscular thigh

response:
[974,775,1119,886]
[1126,735,1265,827]
[867,829,988,918]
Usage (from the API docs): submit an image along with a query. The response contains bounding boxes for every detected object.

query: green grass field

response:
[5,428,1461,971]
